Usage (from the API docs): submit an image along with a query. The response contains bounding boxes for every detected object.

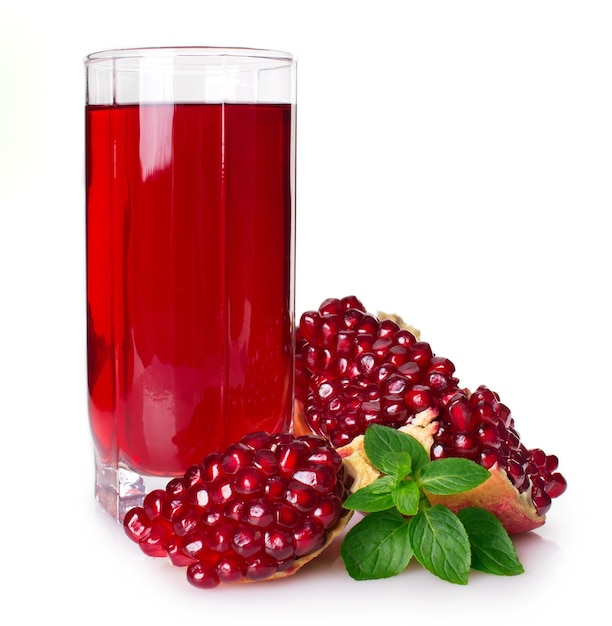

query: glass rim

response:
[84,46,295,65]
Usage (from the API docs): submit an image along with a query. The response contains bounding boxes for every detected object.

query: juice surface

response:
[86,102,295,475]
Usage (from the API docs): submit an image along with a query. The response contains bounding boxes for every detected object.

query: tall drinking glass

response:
[85,47,296,522]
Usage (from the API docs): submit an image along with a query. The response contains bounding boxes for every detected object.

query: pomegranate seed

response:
[293,518,325,556]
[395,329,417,347]
[243,499,275,527]
[452,432,479,459]
[245,555,279,581]
[319,297,343,316]
[264,529,295,561]
[202,453,223,482]
[187,483,210,508]
[448,398,474,431]
[222,443,253,474]
[477,422,499,446]
[172,506,201,537]
[139,519,171,558]
[124,507,152,543]
[545,454,560,472]
[231,526,263,558]
[187,560,220,589]
[184,464,203,487]
[480,450,499,469]
[358,314,380,335]
[205,521,234,553]
[319,315,341,346]
[253,449,278,475]
[161,497,185,522]
[240,431,272,451]
[233,467,265,496]
[276,502,303,528]
[276,441,310,476]
[216,553,246,583]
[182,530,206,558]
[299,311,318,342]
[285,482,319,512]
[311,494,342,527]
[386,345,411,367]
[224,499,245,522]
[409,341,433,366]
[372,336,393,356]
[166,477,186,498]
[404,385,434,411]
[397,361,421,382]
[209,478,234,504]
[265,475,287,500]
[202,506,222,526]
[532,489,552,516]
[142,489,167,519]
[166,539,197,567]
[343,308,364,329]
[547,473,567,498]
[341,295,365,311]
[293,465,337,493]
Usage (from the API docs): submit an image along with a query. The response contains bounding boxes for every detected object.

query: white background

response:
[1,0,609,622]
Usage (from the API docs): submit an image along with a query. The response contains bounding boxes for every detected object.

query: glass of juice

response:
[85,47,296,522]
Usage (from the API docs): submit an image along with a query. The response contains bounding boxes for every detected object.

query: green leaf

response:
[408,505,471,585]
[343,475,396,512]
[340,509,413,580]
[457,507,524,576]
[417,457,490,495]
[392,478,421,516]
[364,424,429,473]
[381,451,412,478]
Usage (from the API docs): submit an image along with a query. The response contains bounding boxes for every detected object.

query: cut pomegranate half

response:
[124,431,354,588]
[294,296,567,534]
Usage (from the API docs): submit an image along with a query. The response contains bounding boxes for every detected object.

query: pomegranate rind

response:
[335,413,544,535]
[425,464,545,535]
[338,410,438,492]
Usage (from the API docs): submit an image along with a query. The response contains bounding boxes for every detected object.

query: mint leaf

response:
[417,457,490,495]
[364,424,429,473]
[340,509,413,580]
[343,475,396,512]
[408,505,471,584]
[392,478,420,516]
[381,451,412,478]
[457,507,524,576]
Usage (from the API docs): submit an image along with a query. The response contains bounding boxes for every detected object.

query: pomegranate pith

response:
[294,296,567,533]
[123,432,353,588]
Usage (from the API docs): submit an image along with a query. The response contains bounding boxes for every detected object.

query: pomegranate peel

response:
[425,464,544,535]
[336,410,543,534]
[338,409,439,492]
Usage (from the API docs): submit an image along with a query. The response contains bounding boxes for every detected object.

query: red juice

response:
[86,102,295,476]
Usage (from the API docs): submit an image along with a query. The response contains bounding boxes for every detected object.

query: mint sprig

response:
[340,424,524,584]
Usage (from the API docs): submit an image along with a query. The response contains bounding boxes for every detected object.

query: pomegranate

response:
[294,295,567,534]
[123,431,354,588]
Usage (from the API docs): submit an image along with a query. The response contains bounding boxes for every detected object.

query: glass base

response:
[94,451,175,523]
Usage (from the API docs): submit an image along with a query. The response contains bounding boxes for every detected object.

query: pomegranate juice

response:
[86,102,295,476]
